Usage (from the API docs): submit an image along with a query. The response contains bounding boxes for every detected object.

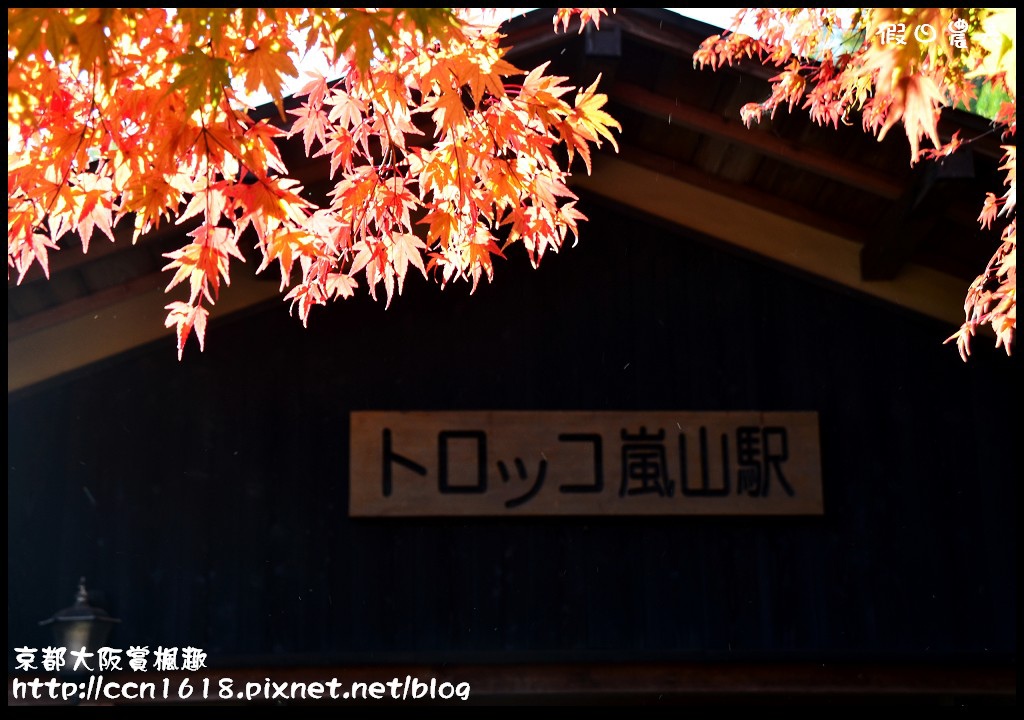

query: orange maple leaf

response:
[164,301,209,361]
[67,173,117,253]
[162,224,244,303]
[238,37,299,116]
[560,75,621,173]
[876,74,946,161]
[289,100,331,155]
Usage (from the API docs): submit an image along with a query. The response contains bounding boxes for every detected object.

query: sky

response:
[669,7,744,29]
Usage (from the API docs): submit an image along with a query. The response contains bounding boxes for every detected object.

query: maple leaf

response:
[176,179,231,228]
[164,301,209,361]
[693,35,724,71]
[262,226,319,290]
[345,231,428,309]
[420,86,469,134]
[979,193,1002,230]
[170,47,231,113]
[226,176,314,247]
[464,226,504,292]
[560,75,621,174]
[348,239,389,303]
[282,281,324,327]
[327,89,367,132]
[162,224,244,304]
[328,166,382,231]
[739,102,767,127]
[419,204,461,250]
[302,208,351,255]
[241,119,289,177]
[556,200,588,247]
[456,41,519,109]
[64,173,118,253]
[326,271,359,301]
[765,64,808,117]
[293,72,330,106]
[10,231,59,284]
[317,128,360,179]
[876,73,946,162]
[115,171,188,243]
[238,37,299,118]
[387,232,428,295]
[376,177,419,229]
[289,100,331,155]
[331,10,397,75]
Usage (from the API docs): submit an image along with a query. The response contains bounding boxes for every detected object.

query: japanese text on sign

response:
[350,411,822,516]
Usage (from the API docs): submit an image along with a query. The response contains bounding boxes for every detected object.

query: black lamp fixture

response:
[39,577,120,659]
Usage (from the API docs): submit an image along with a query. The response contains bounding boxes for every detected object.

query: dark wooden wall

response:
[8,199,1017,670]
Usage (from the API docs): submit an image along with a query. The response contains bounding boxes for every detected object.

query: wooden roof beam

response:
[610,81,906,200]
[570,154,967,327]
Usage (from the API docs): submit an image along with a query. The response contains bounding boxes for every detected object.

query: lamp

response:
[39,577,120,660]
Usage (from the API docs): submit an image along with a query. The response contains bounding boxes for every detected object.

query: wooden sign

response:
[350,411,823,516]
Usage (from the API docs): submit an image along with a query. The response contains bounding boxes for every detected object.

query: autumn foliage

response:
[694,8,1015,359]
[8,8,618,358]
[8,8,1015,361]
